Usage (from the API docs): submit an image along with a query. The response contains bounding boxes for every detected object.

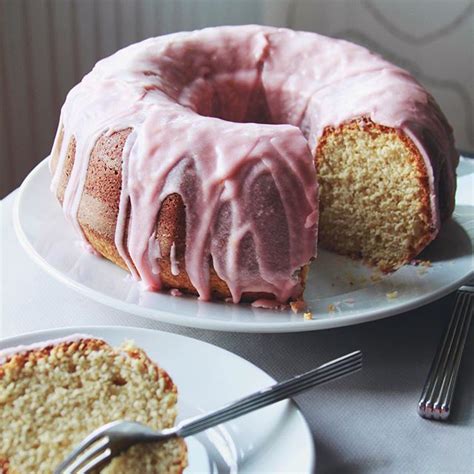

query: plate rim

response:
[0,324,317,473]
[13,158,474,333]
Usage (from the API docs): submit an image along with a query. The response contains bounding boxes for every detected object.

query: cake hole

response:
[112,376,127,386]
[183,76,274,125]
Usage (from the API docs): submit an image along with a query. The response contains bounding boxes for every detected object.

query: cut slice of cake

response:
[0,335,187,473]
[316,118,443,272]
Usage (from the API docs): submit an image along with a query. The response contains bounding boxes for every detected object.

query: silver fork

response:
[418,280,473,420]
[55,350,362,473]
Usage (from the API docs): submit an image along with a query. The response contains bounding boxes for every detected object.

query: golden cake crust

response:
[50,116,452,289]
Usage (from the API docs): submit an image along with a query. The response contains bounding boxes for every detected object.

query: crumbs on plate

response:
[386,290,398,300]
[288,300,314,320]
[410,259,432,267]
[327,303,336,313]
[417,267,429,276]
[370,273,383,283]
[409,259,432,276]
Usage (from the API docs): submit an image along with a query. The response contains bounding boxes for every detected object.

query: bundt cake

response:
[49,25,459,304]
[0,335,187,473]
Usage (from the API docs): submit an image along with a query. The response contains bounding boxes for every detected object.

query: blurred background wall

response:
[1,0,473,198]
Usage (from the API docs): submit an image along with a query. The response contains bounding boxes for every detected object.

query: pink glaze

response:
[50,25,458,303]
[170,242,180,276]
[0,334,96,364]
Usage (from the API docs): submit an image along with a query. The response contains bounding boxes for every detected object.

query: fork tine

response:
[79,446,112,474]
[54,421,123,474]
[63,437,110,474]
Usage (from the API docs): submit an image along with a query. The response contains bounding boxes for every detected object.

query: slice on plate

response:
[0,335,187,473]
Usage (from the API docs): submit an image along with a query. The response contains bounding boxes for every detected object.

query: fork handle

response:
[418,288,473,420]
[168,350,362,438]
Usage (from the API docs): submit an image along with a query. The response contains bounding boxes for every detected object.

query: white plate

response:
[14,158,473,332]
[0,326,315,473]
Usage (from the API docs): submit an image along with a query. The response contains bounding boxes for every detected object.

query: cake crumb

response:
[327,303,336,313]
[303,311,313,320]
[290,300,307,314]
[386,291,398,300]
[410,259,432,267]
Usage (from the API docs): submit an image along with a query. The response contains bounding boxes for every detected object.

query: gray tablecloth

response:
[1,191,472,473]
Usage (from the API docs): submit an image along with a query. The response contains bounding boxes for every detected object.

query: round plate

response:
[14,158,473,332]
[0,326,315,472]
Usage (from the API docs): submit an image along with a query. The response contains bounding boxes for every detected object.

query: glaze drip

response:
[170,243,179,276]
[50,25,458,302]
